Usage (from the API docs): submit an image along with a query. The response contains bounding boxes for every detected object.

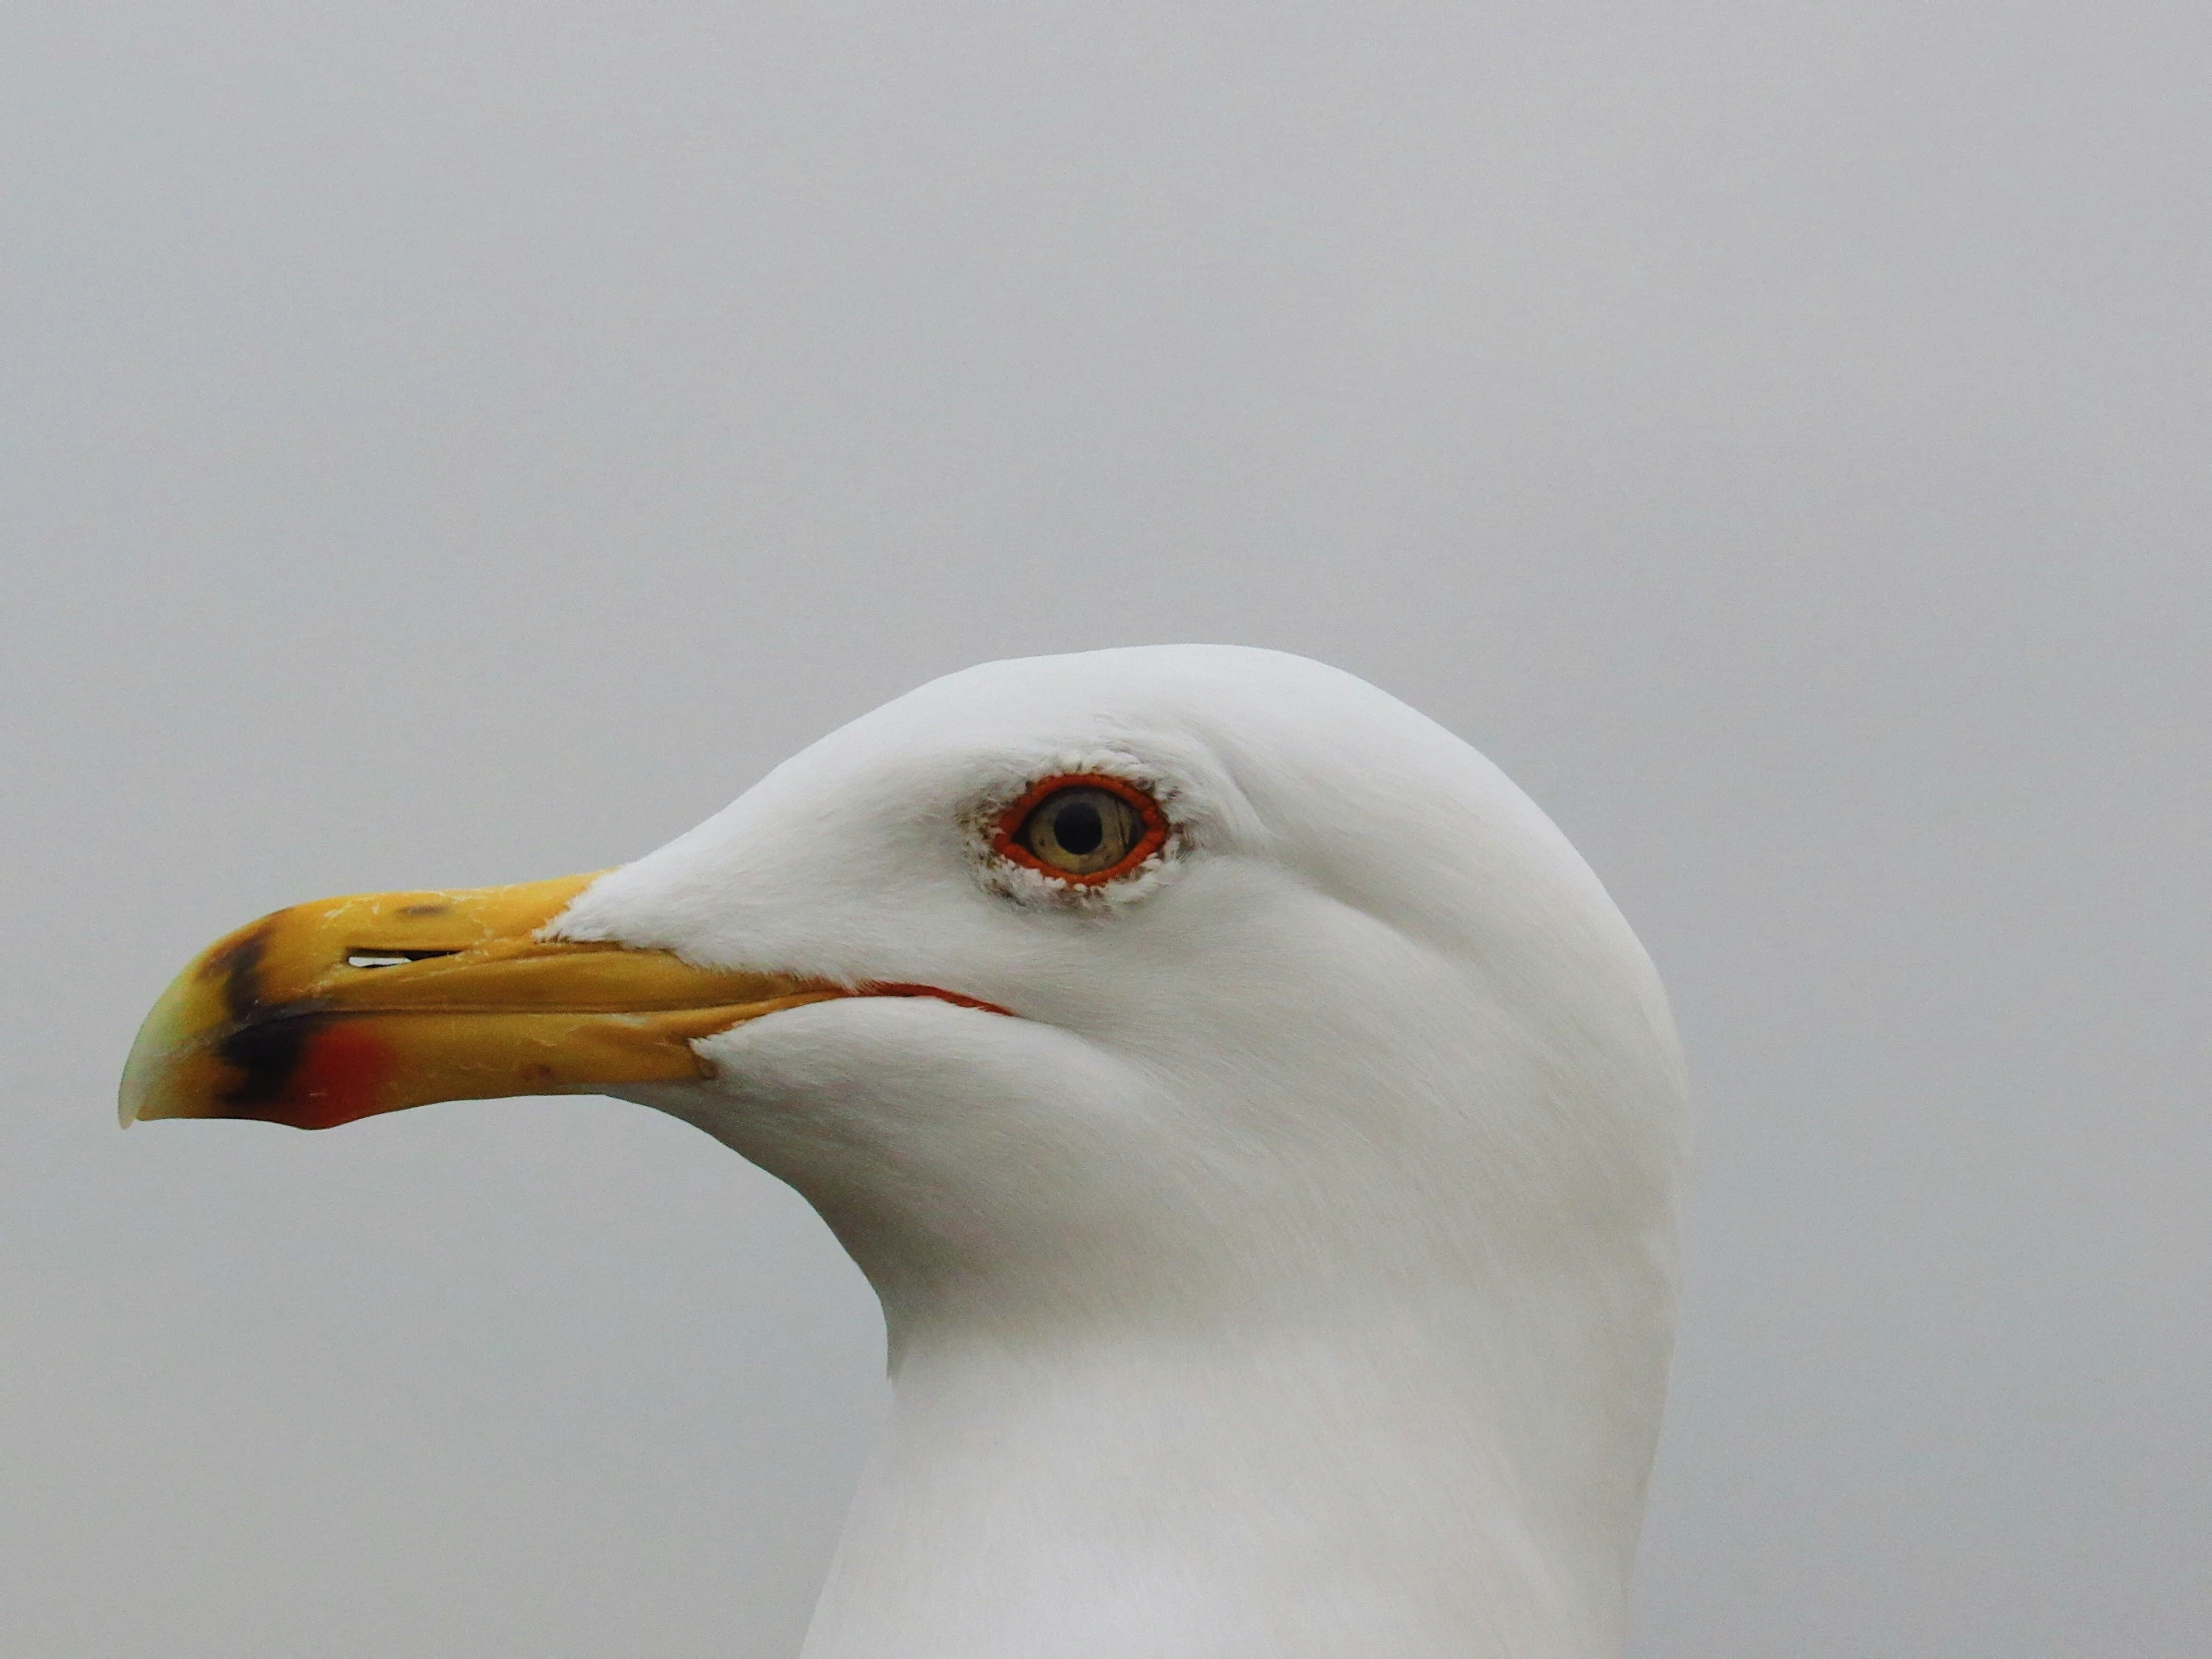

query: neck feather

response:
[799,1267,1671,1659]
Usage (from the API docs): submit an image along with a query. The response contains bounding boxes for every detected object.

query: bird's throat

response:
[798,1299,1665,1659]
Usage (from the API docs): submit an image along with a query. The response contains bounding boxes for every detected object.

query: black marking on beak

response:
[200,922,329,1111]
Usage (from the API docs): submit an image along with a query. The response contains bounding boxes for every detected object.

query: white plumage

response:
[550,645,1686,1659]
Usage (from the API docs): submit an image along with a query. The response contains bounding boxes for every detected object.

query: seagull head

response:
[126,645,1682,1344]
[122,645,1686,1655]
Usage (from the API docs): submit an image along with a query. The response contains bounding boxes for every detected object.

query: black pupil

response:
[1054,799,1106,855]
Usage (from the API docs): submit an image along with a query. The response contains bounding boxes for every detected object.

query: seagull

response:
[122,644,1687,1659]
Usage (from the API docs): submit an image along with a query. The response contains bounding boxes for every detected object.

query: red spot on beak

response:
[286,1022,399,1130]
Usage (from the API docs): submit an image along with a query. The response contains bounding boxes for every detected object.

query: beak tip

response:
[118,1067,146,1128]
[118,1044,165,1128]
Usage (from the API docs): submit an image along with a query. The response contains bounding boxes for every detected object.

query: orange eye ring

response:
[992,773,1170,886]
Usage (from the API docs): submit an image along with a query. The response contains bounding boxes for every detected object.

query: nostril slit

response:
[346,949,460,970]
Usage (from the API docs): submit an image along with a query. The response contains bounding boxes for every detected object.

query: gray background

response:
[4,5,2205,1655]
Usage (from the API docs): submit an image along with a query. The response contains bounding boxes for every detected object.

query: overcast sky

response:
[4,5,2206,1655]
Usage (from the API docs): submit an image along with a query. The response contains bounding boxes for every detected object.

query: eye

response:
[994,774,1169,883]
[1021,787,1142,873]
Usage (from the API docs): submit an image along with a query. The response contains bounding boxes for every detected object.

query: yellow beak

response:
[120,872,842,1130]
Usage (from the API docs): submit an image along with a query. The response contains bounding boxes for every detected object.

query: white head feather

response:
[554,644,1685,1659]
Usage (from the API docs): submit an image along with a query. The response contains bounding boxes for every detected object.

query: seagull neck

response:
[800,1285,1664,1659]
